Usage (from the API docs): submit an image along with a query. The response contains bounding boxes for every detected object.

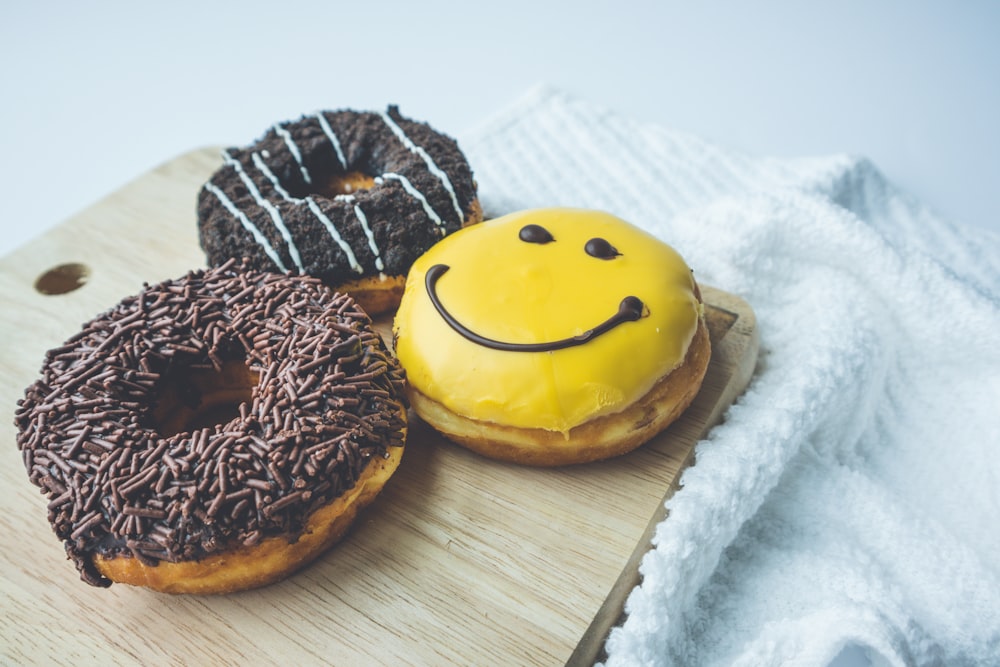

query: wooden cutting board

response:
[0,148,757,666]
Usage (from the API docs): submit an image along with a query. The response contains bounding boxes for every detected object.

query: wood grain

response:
[0,148,757,666]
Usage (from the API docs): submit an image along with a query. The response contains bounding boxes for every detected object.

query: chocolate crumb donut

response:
[197,106,483,315]
[15,260,407,593]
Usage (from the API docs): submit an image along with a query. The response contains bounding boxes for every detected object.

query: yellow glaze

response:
[393,208,702,434]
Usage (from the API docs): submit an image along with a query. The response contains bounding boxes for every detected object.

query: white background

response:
[2,2,997,664]
[2,1,998,260]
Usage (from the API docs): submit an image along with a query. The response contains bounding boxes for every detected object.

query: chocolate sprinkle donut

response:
[197,106,481,286]
[15,260,406,587]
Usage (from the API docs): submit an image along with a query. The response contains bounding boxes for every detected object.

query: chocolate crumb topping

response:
[197,106,480,285]
[14,260,407,587]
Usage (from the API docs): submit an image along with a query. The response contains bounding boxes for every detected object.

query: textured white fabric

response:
[458,85,1000,667]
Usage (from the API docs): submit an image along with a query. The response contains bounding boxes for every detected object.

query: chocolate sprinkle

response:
[14,261,407,587]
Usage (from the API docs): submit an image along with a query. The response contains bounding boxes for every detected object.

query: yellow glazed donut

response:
[392,208,710,466]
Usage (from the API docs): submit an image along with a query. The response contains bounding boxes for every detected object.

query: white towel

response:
[458,85,1000,667]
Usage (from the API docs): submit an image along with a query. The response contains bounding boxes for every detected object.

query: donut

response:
[14,260,407,593]
[197,106,483,316]
[392,208,710,466]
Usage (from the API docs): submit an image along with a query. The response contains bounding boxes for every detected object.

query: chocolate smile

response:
[425,264,645,352]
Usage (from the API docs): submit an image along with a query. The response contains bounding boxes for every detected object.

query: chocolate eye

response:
[585,237,620,259]
[519,224,555,244]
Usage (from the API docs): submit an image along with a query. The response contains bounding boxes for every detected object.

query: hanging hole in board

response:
[34,263,91,295]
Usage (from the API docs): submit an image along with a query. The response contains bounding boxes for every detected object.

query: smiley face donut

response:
[392,208,710,466]
[197,106,483,315]
[15,261,407,592]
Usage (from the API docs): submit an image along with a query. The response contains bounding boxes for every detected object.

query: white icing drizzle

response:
[377,172,446,234]
[273,123,312,184]
[304,197,364,274]
[204,183,288,272]
[224,152,304,271]
[252,152,295,201]
[253,152,364,275]
[378,110,465,223]
[314,112,348,169]
[353,204,384,271]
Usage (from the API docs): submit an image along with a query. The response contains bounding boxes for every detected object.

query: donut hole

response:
[320,171,376,196]
[151,359,259,438]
